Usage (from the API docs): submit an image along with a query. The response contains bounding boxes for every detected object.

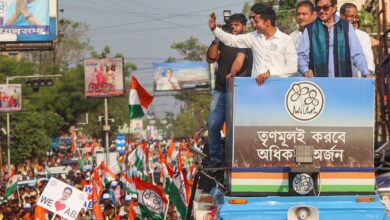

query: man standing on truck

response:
[290,0,317,50]
[209,4,297,86]
[297,0,374,78]
[206,13,252,167]
[340,3,375,77]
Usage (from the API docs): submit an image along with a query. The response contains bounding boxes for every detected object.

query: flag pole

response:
[16,183,21,206]
[163,195,170,220]
[51,214,56,220]
[128,118,131,151]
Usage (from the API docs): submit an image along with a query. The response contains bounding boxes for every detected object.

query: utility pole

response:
[103,98,110,167]
[6,77,10,176]
[0,141,2,180]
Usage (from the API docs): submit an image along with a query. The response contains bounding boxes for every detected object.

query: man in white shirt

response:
[209,4,297,85]
[290,1,317,50]
[340,3,375,77]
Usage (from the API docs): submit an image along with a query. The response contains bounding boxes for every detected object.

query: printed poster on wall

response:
[0,84,21,112]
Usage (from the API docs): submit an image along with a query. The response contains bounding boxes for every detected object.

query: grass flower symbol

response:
[290,83,309,101]
[304,90,320,106]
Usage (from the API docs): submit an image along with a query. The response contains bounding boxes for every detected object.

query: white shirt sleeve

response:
[213,27,252,49]
[358,30,375,72]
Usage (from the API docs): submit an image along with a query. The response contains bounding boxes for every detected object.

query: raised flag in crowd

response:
[134,177,168,220]
[128,75,153,119]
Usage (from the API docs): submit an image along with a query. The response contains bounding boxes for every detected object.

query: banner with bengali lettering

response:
[0,0,57,42]
[227,77,375,168]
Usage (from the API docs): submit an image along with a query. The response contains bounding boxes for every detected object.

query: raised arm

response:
[209,12,252,49]
[5,1,21,25]
[19,0,42,25]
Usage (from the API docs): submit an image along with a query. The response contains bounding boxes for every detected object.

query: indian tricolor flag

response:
[4,174,18,200]
[129,75,153,119]
[121,172,136,196]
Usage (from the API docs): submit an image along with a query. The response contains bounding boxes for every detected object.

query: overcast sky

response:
[60,0,247,117]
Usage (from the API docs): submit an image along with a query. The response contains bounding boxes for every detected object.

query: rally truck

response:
[201,77,390,220]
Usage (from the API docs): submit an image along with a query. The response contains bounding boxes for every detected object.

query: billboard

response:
[84,57,124,97]
[0,0,57,42]
[227,77,375,168]
[153,61,210,91]
[0,84,21,112]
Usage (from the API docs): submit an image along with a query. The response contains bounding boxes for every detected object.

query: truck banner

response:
[227,77,375,168]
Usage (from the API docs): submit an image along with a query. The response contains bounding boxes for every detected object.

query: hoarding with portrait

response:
[153,61,210,92]
[0,84,21,112]
[37,177,87,220]
[84,57,124,97]
[0,0,57,42]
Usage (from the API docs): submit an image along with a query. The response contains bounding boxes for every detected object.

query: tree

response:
[171,37,207,61]
[0,20,141,163]
[20,19,92,73]
[165,57,177,63]
[10,111,64,163]
[276,0,297,34]
[55,19,93,69]
[242,0,297,34]
[0,56,65,163]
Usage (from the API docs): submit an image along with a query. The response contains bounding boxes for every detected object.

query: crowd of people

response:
[0,136,205,219]
[0,0,379,219]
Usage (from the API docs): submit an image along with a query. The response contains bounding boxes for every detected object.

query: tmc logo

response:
[0,1,7,13]
[285,81,324,122]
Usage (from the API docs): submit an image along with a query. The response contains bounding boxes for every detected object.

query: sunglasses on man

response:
[315,4,335,12]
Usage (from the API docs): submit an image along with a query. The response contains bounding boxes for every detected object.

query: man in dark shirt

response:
[206,13,252,167]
